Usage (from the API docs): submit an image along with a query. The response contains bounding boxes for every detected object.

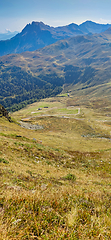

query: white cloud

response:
[5,29,11,33]
[99,18,111,24]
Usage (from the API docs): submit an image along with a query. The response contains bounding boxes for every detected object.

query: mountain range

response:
[0,23,111,111]
[0,20,111,56]
[0,30,18,41]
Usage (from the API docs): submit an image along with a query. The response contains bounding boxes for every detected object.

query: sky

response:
[0,0,111,33]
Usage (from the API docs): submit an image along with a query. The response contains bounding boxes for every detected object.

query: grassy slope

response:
[1,32,111,111]
[0,96,111,239]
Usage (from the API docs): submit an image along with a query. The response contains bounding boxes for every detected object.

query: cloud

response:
[5,29,11,33]
[99,18,111,24]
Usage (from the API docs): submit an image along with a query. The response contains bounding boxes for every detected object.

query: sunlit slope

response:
[0,97,111,239]
[0,31,111,110]
[0,20,111,56]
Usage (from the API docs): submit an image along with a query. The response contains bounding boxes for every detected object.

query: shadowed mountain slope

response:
[0,30,111,111]
[0,21,111,56]
[79,20,111,34]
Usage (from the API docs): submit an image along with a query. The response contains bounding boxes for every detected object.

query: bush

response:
[64,173,76,182]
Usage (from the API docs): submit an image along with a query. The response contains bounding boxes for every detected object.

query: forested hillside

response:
[0,65,63,111]
[0,30,111,111]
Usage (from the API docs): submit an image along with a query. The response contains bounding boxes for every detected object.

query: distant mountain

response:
[0,29,111,111]
[0,31,19,41]
[79,20,111,34]
[0,20,111,56]
[0,21,84,56]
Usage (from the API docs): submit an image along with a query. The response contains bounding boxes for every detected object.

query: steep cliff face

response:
[0,105,12,122]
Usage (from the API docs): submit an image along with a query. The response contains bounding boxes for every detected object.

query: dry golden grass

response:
[0,97,111,239]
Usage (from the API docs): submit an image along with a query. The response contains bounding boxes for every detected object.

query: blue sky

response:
[0,0,111,33]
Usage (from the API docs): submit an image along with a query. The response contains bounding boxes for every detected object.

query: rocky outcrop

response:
[0,104,12,122]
